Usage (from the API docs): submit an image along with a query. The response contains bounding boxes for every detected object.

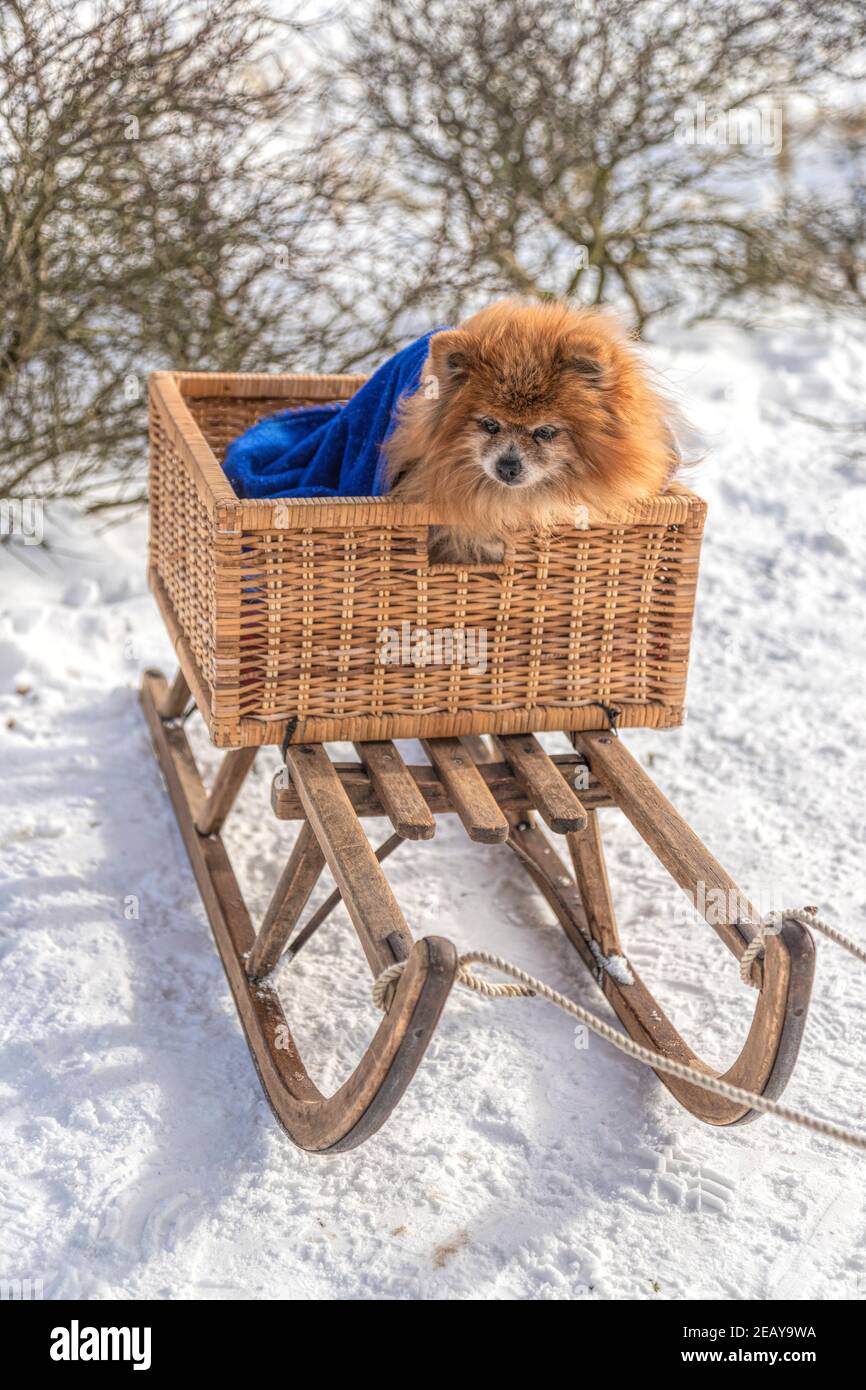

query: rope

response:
[373,957,536,1009]
[739,905,866,985]
[373,930,866,1155]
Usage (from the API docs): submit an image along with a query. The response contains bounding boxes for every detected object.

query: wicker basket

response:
[147,370,706,748]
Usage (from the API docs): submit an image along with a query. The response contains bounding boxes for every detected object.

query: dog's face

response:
[468,410,578,492]
[386,300,676,535]
[448,370,607,502]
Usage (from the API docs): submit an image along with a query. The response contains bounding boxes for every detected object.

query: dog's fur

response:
[385,300,678,562]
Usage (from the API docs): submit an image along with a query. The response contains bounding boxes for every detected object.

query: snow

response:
[588,940,635,987]
[2,309,866,1301]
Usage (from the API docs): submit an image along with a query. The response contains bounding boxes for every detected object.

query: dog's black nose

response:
[495,452,523,483]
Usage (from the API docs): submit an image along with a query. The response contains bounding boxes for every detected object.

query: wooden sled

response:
[141,667,815,1153]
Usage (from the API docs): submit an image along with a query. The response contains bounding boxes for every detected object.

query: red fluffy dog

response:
[385,300,678,562]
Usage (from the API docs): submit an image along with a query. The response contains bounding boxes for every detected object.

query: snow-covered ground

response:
[1,310,865,1301]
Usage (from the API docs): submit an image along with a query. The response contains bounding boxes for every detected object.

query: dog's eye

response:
[479,417,500,435]
[533,425,558,443]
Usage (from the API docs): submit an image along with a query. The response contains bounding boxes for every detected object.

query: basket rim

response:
[149,369,707,531]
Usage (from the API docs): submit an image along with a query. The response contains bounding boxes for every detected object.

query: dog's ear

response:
[561,354,606,386]
[428,329,473,389]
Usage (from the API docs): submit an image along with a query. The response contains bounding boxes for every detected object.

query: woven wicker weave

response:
[147,370,706,748]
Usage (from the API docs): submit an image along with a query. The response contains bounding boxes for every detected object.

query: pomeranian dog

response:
[385,300,678,563]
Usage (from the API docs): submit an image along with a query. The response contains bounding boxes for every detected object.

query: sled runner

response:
[141,669,814,1151]
[139,369,818,1151]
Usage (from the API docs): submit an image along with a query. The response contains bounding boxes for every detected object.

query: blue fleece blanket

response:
[223,330,443,499]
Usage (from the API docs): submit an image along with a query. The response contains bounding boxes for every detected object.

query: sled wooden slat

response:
[271,755,611,821]
[141,669,457,1152]
[195,747,258,836]
[246,821,327,979]
[495,734,588,834]
[354,741,436,840]
[283,743,415,973]
[421,738,509,843]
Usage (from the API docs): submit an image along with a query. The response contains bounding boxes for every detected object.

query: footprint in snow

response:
[630,1144,737,1215]
[99,1175,201,1261]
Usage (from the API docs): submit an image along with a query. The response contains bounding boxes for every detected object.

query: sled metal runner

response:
[141,667,815,1152]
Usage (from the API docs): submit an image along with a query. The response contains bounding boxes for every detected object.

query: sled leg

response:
[246,821,326,979]
[575,731,804,975]
[196,747,258,836]
[570,731,816,1122]
[567,810,620,958]
[141,671,457,1151]
[506,816,800,1124]
[282,744,415,974]
[159,667,191,720]
[497,731,815,1126]
[287,831,405,962]
[576,731,759,964]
